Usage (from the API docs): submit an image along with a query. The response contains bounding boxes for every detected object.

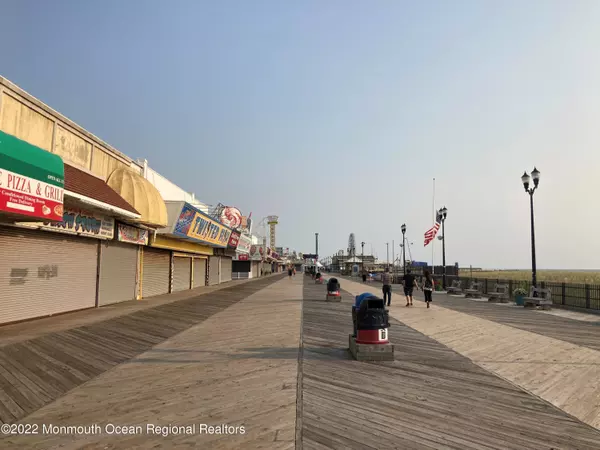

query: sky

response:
[2,0,600,269]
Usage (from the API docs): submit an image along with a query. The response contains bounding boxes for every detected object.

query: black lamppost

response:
[401,224,406,275]
[361,241,365,275]
[439,207,448,289]
[522,168,541,291]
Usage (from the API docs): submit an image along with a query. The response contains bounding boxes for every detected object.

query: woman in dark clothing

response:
[423,270,434,308]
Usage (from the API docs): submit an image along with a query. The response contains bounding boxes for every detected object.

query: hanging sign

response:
[117,223,149,245]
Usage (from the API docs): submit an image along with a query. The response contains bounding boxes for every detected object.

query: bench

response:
[523,287,553,310]
[487,284,510,303]
[446,279,464,295]
[464,281,482,299]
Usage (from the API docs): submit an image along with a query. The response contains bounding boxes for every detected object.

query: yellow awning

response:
[107,168,168,228]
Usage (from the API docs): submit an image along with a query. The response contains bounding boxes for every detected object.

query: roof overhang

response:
[64,190,141,220]
[107,167,168,228]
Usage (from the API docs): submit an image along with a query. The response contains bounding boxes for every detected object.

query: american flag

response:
[424,210,442,247]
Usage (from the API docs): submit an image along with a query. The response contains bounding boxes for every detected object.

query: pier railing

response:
[429,275,600,311]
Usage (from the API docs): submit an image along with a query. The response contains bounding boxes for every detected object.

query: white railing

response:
[232,272,250,280]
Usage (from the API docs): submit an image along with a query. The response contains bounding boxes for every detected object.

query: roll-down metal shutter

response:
[252,261,259,278]
[193,258,207,288]
[173,256,192,292]
[0,226,98,324]
[208,256,220,286]
[142,248,170,297]
[98,241,138,306]
[220,257,232,283]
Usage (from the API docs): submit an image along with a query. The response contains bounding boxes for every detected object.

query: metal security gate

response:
[142,247,170,297]
[98,241,138,306]
[173,256,192,292]
[208,256,220,286]
[252,261,260,278]
[193,258,207,288]
[220,257,232,283]
[0,226,98,324]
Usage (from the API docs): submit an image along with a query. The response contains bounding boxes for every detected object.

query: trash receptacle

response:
[354,295,389,344]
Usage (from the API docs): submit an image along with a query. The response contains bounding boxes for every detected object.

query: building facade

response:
[0,76,265,325]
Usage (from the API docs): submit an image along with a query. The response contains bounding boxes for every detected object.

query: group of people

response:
[287,265,296,278]
[377,267,435,308]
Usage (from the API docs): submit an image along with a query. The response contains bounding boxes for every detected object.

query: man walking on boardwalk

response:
[381,266,392,307]
[403,268,419,307]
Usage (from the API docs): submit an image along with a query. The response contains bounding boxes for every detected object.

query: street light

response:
[522,167,541,292]
[439,207,448,289]
[386,242,389,268]
[361,241,365,275]
[401,224,406,275]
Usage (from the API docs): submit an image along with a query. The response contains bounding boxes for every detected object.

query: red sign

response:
[0,170,64,221]
[227,230,241,249]
[238,254,249,261]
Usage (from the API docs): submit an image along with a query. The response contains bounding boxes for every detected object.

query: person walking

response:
[288,266,293,278]
[362,269,367,283]
[402,268,419,307]
[423,269,434,308]
[381,267,392,307]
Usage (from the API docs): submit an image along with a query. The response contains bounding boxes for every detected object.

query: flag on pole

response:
[424,210,442,247]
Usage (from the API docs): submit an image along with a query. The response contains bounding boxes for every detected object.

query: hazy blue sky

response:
[2,0,600,269]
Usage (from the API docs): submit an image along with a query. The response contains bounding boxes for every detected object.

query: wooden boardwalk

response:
[3,272,600,448]
[301,277,600,450]
[0,274,284,426]
[1,274,300,449]
[427,293,600,351]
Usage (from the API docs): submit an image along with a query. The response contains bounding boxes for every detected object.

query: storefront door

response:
[98,241,138,306]
[173,255,192,292]
[220,256,232,283]
[193,258,207,288]
[208,256,220,286]
[141,247,170,298]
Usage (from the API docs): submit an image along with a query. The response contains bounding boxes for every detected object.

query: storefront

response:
[0,135,143,323]
[214,248,236,283]
[215,230,240,283]
[193,257,207,288]
[148,235,213,295]
[232,253,251,279]
[172,253,192,291]
[141,246,171,297]
[232,233,252,279]
[152,201,228,289]
[249,244,266,277]
[97,223,148,306]
[208,256,220,286]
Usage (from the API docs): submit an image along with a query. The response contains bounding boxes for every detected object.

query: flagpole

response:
[432,178,435,271]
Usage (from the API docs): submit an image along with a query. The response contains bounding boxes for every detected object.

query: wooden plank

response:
[0,274,287,435]
[2,343,78,392]
[300,280,600,450]
[0,351,61,400]
[0,275,298,448]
